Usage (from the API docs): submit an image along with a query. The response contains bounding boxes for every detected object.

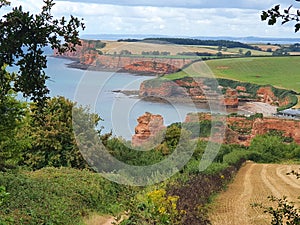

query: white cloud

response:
[55,0,290,10]
[1,0,298,38]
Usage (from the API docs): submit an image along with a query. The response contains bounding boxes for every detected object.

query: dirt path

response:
[209,161,300,225]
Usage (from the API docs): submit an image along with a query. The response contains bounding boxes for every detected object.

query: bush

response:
[249,133,299,163]
[121,189,183,225]
[0,168,133,225]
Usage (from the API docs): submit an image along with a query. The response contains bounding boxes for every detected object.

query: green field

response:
[165,56,300,93]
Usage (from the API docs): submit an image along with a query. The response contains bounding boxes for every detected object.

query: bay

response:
[46,57,210,140]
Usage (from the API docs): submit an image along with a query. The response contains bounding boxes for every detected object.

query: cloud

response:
[55,0,287,9]
[1,0,298,38]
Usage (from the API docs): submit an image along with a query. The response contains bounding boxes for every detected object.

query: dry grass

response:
[102,41,221,55]
[84,213,128,225]
[209,162,300,225]
[84,214,115,225]
[253,44,280,51]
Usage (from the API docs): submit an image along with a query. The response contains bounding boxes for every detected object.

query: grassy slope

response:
[0,168,133,225]
[165,56,300,92]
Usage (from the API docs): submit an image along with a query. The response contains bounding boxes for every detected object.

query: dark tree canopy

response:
[261,1,300,32]
[0,0,85,104]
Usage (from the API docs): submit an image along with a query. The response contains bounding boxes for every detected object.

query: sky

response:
[1,0,300,38]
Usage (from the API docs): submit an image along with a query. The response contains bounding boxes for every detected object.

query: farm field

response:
[209,162,300,225]
[101,41,272,56]
[165,56,300,92]
[101,40,217,55]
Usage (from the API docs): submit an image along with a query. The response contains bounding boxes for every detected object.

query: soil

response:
[209,161,300,225]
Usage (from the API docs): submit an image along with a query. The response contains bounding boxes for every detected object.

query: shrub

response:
[0,168,133,225]
[253,196,300,225]
[121,189,183,225]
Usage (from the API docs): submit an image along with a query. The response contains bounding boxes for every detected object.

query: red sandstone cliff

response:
[54,40,193,74]
[185,113,300,146]
[224,88,239,108]
[132,112,166,147]
[131,112,300,147]
[140,78,235,107]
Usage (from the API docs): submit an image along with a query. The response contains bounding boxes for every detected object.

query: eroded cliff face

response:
[132,112,166,147]
[224,88,239,108]
[139,76,297,109]
[185,113,300,146]
[140,77,237,108]
[54,40,193,74]
[131,112,300,147]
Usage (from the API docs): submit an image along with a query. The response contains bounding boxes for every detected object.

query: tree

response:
[245,50,252,56]
[238,49,243,55]
[0,0,85,170]
[0,0,85,105]
[0,90,30,171]
[23,96,102,170]
[261,1,300,32]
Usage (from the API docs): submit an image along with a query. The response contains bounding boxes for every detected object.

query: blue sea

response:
[46,57,210,140]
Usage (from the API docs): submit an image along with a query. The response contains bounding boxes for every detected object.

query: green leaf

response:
[274,5,280,11]
[295,23,300,32]
[261,11,268,21]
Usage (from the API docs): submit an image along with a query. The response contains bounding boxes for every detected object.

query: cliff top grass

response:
[164,56,300,93]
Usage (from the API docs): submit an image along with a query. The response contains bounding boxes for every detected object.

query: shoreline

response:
[52,55,160,76]
[53,55,280,117]
[116,89,278,116]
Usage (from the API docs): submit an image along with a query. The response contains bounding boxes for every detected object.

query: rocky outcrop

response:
[256,86,277,105]
[132,112,166,147]
[140,76,297,110]
[185,113,300,146]
[236,86,247,92]
[140,77,238,107]
[251,118,300,143]
[224,88,239,108]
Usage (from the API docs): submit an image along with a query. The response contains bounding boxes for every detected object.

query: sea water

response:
[46,57,210,140]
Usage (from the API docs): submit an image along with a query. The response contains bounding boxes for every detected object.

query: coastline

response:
[116,89,277,116]
[52,55,160,76]
[52,55,279,117]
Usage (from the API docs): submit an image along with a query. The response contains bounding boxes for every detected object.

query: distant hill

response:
[80,34,300,44]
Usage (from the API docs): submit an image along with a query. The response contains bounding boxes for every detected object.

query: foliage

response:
[261,2,300,32]
[182,120,211,138]
[105,137,166,167]
[0,186,9,207]
[245,50,252,56]
[0,168,134,225]
[287,168,300,179]
[253,196,300,225]
[177,52,215,57]
[272,48,290,56]
[120,189,183,225]
[167,158,244,225]
[120,49,132,55]
[142,51,170,56]
[0,86,30,171]
[142,38,259,49]
[248,133,299,163]
[22,96,100,170]
[0,0,84,105]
